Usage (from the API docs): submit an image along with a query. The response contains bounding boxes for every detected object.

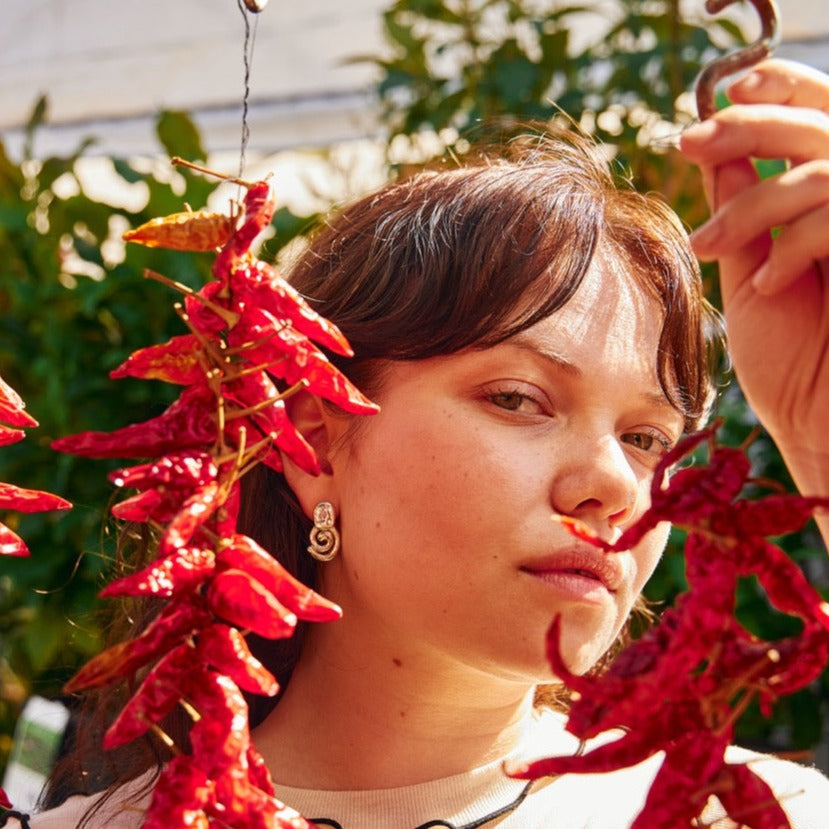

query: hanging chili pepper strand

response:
[0,374,71,557]
[509,424,829,828]
[54,162,377,828]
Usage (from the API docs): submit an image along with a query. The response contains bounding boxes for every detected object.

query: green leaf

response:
[113,159,145,184]
[156,110,207,162]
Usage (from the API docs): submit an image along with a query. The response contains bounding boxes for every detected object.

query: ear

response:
[281,390,343,520]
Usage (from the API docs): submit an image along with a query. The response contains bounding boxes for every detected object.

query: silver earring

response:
[307,502,340,562]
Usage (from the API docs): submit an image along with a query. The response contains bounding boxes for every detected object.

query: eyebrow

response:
[506,336,680,415]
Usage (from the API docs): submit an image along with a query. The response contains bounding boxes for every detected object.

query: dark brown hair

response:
[44,129,720,812]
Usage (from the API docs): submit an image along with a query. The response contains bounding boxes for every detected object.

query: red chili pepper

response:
[100,547,215,599]
[222,370,320,475]
[206,568,297,640]
[104,643,198,749]
[0,482,71,513]
[0,425,25,447]
[52,383,218,459]
[195,623,279,696]
[184,280,233,338]
[65,600,211,692]
[111,451,218,491]
[212,181,275,279]
[0,523,28,557]
[110,334,206,386]
[0,375,38,429]
[715,760,796,829]
[230,259,353,357]
[157,480,223,556]
[228,306,378,415]
[142,755,212,829]
[217,533,342,622]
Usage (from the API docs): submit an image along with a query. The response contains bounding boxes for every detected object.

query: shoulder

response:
[12,774,154,829]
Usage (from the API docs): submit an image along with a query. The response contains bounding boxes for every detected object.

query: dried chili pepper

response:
[195,623,279,696]
[124,210,236,252]
[0,375,38,429]
[100,546,216,599]
[142,756,212,829]
[228,306,377,414]
[0,426,25,448]
[206,568,298,640]
[511,427,829,829]
[53,383,218,459]
[217,533,342,622]
[230,259,353,357]
[222,369,320,475]
[66,600,212,692]
[104,643,199,748]
[0,483,71,514]
[110,334,206,386]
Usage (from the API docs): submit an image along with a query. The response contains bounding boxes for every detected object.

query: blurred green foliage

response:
[0,0,826,778]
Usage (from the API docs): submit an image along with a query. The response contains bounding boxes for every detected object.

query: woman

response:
[17,59,829,827]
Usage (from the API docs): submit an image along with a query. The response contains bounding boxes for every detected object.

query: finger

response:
[727,59,829,113]
[690,159,829,258]
[696,161,771,306]
[680,105,829,167]
[752,206,829,295]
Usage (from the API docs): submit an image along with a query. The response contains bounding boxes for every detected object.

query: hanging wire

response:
[236,0,261,180]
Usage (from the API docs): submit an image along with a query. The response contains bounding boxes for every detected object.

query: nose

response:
[550,432,640,535]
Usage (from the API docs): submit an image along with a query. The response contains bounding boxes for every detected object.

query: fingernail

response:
[681,120,719,144]
[729,71,763,94]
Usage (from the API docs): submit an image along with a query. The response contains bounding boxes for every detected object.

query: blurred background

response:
[1,0,828,792]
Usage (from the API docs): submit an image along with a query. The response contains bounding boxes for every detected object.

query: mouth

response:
[519,547,625,594]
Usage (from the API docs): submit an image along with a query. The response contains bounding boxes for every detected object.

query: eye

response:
[621,430,673,455]
[485,387,547,415]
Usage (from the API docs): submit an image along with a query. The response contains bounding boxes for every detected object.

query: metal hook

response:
[695,0,781,120]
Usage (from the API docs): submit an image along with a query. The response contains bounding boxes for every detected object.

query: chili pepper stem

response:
[149,722,180,754]
[175,305,232,369]
[170,156,257,190]
[144,270,240,328]
[179,697,202,723]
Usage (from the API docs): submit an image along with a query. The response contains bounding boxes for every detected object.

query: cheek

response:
[631,521,672,595]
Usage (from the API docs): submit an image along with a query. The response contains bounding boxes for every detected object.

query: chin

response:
[550,616,621,677]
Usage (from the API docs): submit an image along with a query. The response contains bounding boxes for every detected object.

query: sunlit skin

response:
[256,247,686,789]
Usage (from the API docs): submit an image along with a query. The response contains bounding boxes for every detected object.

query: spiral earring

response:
[307,502,340,562]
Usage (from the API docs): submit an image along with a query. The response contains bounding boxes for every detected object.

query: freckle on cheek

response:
[392,658,403,667]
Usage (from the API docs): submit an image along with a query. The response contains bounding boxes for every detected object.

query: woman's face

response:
[321,250,685,683]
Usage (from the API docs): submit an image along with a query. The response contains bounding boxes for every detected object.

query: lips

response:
[519,546,625,592]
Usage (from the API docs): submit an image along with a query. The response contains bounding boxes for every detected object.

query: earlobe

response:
[281,390,340,518]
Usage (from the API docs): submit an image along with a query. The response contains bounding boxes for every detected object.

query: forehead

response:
[520,246,663,352]
[509,251,672,396]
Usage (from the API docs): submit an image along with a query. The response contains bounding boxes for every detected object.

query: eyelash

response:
[621,429,674,455]
[486,387,545,414]
[486,387,674,455]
